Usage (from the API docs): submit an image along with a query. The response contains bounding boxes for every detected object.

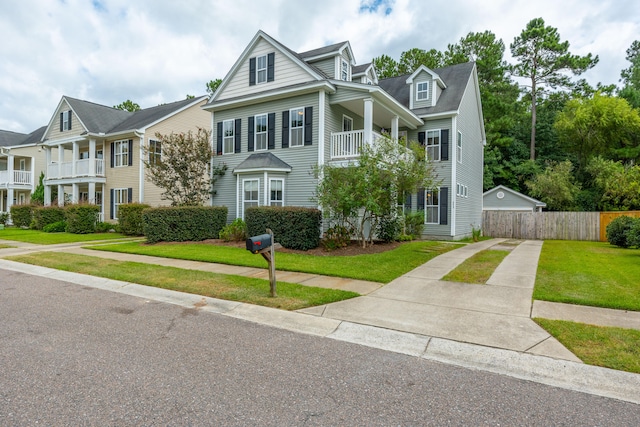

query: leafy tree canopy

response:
[113,99,141,112]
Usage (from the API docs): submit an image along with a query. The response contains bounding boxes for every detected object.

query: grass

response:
[442,249,509,284]
[535,240,640,311]
[0,244,14,249]
[85,241,461,283]
[7,252,358,310]
[0,228,128,245]
[534,318,640,374]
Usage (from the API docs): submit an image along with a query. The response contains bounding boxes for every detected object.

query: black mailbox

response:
[246,234,273,253]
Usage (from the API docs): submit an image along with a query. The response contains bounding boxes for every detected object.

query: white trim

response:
[426,129,441,162]
[222,119,235,155]
[254,113,268,151]
[269,178,284,206]
[241,178,259,220]
[112,139,130,167]
[318,91,325,169]
[451,117,457,237]
[233,167,291,174]
[263,172,268,206]
[235,174,240,217]
[139,132,145,203]
[416,81,429,101]
[425,187,440,225]
[289,106,305,147]
[457,130,463,164]
[256,54,268,84]
[342,114,353,132]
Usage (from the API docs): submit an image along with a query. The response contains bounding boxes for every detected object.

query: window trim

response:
[342,114,353,132]
[112,188,128,220]
[62,110,71,131]
[269,178,284,206]
[341,59,349,81]
[149,139,162,165]
[426,129,440,162]
[19,159,26,171]
[425,188,440,224]
[256,54,267,84]
[289,107,305,147]
[242,179,259,219]
[416,81,429,101]
[254,113,268,151]
[222,119,235,155]
[457,131,462,164]
[113,139,130,167]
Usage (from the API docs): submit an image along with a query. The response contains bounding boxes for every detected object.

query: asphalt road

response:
[1,268,638,426]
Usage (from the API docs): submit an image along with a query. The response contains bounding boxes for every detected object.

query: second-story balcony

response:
[330,130,382,160]
[0,170,33,186]
[46,159,105,180]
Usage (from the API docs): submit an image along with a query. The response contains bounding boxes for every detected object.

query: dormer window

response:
[341,59,349,81]
[416,82,429,101]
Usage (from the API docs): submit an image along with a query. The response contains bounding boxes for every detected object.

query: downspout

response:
[136,131,145,203]
[451,116,457,238]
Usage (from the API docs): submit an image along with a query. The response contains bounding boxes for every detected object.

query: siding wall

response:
[45,100,85,141]
[104,137,140,220]
[412,70,434,109]
[311,58,335,79]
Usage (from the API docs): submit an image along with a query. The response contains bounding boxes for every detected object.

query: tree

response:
[206,79,222,96]
[143,127,226,206]
[586,157,640,211]
[510,17,598,160]
[315,136,438,247]
[372,54,399,78]
[398,48,444,74]
[526,160,580,211]
[113,99,141,112]
[619,40,640,109]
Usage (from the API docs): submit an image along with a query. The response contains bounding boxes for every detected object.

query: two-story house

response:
[203,30,485,240]
[39,95,210,221]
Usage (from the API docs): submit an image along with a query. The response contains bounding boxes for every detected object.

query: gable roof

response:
[483,185,546,208]
[0,130,27,147]
[299,40,355,65]
[64,96,133,134]
[233,152,292,173]
[378,62,475,115]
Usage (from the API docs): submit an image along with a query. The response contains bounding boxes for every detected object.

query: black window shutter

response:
[128,139,133,166]
[110,142,115,168]
[68,110,72,130]
[418,131,425,146]
[304,106,313,146]
[439,187,448,225]
[268,113,275,150]
[282,110,289,148]
[417,188,425,211]
[267,52,275,82]
[234,118,241,153]
[405,193,412,210]
[216,122,223,155]
[248,116,255,152]
[440,129,449,161]
[127,188,133,204]
[110,189,114,219]
[249,57,256,86]
[60,112,63,132]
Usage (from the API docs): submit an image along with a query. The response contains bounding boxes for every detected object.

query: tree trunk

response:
[530,79,537,161]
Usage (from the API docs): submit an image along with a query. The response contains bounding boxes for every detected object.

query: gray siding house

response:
[483,185,546,212]
[204,30,486,240]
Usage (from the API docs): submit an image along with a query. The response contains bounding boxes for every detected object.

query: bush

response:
[219,218,248,242]
[0,212,9,226]
[9,204,34,228]
[143,206,227,244]
[32,206,66,230]
[376,215,401,243]
[65,204,100,234]
[118,203,149,236]
[626,219,640,249]
[322,224,352,251]
[404,211,425,239]
[606,216,639,248]
[246,206,321,250]
[43,221,67,233]
[95,221,118,233]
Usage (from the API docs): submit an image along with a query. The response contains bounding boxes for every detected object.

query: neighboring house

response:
[38,95,210,221]
[0,127,47,216]
[483,185,546,212]
[203,30,485,239]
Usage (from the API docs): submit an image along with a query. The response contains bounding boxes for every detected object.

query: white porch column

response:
[44,146,51,179]
[30,156,35,191]
[7,188,14,212]
[7,154,14,185]
[88,182,96,205]
[72,141,79,177]
[89,139,96,177]
[57,145,64,179]
[72,183,79,204]
[58,184,64,207]
[363,97,374,144]
[44,185,52,207]
[391,116,399,140]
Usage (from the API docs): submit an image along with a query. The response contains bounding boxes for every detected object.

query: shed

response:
[483,185,546,212]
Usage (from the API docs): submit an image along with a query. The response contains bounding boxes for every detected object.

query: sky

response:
[1,0,639,134]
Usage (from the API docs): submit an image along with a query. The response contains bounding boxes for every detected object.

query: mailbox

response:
[246,233,273,253]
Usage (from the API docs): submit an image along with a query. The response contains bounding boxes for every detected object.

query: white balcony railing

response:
[46,159,105,180]
[330,130,382,159]
[0,170,33,185]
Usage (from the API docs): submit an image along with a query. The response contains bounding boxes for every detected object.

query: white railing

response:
[46,159,105,179]
[330,130,383,159]
[0,170,32,185]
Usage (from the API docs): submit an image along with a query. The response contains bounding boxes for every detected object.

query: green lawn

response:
[535,240,640,311]
[442,249,509,284]
[8,252,358,310]
[0,228,128,245]
[86,241,460,283]
[534,318,640,374]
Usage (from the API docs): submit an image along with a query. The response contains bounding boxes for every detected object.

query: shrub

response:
[626,219,640,249]
[471,224,482,242]
[0,212,9,226]
[95,221,117,233]
[9,204,34,228]
[65,204,100,234]
[143,206,227,244]
[219,218,248,242]
[322,224,352,251]
[376,215,401,243]
[606,216,639,248]
[32,206,66,230]
[118,203,149,236]
[43,221,67,233]
[404,211,425,239]
[246,206,321,250]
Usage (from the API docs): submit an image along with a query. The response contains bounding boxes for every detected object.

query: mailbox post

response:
[246,228,279,297]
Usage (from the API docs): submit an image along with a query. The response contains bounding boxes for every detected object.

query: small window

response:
[290,107,304,147]
[113,188,128,220]
[341,59,349,81]
[243,179,259,218]
[62,110,71,131]
[149,140,162,165]
[256,55,267,84]
[19,159,26,171]
[223,120,235,154]
[457,131,462,163]
[255,114,268,151]
[269,179,284,206]
[417,82,429,101]
[113,140,129,167]
[342,115,353,132]
[426,130,440,161]
[425,189,439,224]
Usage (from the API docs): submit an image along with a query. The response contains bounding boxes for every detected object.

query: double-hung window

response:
[290,107,304,147]
[113,140,129,167]
[243,179,259,218]
[457,131,462,163]
[426,130,440,161]
[255,114,267,151]
[256,55,267,84]
[223,120,235,154]
[61,110,72,131]
[417,82,429,101]
[341,59,349,81]
[113,188,128,220]
[149,140,162,165]
[425,189,439,224]
[269,179,283,206]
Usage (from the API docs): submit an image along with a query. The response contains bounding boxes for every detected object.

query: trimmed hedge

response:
[65,204,100,234]
[142,206,228,244]
[118,203,150,236]
[9,205,34,227]
[245,206,321,250]
[32,206,66,230]
[43,221,67,233]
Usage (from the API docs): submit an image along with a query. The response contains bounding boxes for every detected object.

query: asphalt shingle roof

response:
[0,130,27,147]
[107,97,204,133]
[233,152,292,173]
[65,97,133,134]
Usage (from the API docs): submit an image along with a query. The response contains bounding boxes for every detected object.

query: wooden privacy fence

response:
[482,211,601,241]
[599,211,640,242]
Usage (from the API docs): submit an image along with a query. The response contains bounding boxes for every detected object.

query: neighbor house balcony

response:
[46,159,105,180]
[330,130,382,160]
[0,169,33,187]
